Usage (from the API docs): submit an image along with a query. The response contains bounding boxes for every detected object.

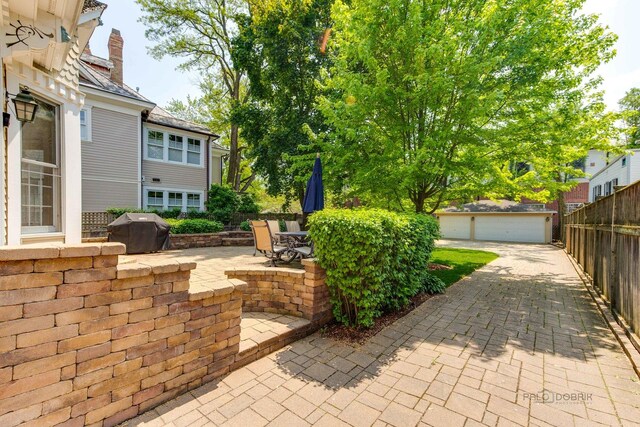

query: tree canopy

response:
[137,0,250,191]
[318,0,618,213]
[232,0,333,208]
[619,88,640,147]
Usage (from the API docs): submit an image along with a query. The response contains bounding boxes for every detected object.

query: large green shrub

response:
[237,193,260,214]
[308,208,441,328]
[165,219,224,234]
[206,184,239,224]
[106,207,151,217]
[106,207,181,219]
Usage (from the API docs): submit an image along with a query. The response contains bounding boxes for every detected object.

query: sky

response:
[90,0,640,111]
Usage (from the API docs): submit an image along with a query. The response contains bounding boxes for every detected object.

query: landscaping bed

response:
[321,247,498,343]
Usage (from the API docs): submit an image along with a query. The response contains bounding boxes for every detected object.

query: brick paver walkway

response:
[122,242,640,427]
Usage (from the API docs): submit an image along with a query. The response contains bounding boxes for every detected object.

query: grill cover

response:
[107,213,171,254]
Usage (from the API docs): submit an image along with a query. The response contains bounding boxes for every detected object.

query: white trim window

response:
[143,127,204,167]
[147,190,164,210]
[21,97,61,234]
[168,135,184,163]
[168,192,183,210]
[144,188,205,212]
[187,193,201,211]
[80,108,92,142]
[187,138,201,165]
[147,130,164,160]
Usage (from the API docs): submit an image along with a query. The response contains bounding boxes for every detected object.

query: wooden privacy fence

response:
[564,181,640,342]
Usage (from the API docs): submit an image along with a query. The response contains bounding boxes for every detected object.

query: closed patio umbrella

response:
[303,154,324,213]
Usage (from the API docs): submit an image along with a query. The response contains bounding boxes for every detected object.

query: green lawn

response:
[429,248,498,286]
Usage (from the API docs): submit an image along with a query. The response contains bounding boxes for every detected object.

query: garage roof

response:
[439,200,555,214]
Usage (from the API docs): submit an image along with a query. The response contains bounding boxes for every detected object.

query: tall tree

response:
[318,0,617,213]
[232,0,333,208]
[137,0,249,190]
[619,88,640,147]
[165,78,256,191]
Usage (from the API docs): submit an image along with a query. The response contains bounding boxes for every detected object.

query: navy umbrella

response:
[303,154,324,213]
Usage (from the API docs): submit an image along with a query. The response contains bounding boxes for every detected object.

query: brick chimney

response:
[108,28,124,86]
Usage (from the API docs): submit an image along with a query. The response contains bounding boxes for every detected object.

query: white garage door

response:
[475,215,546,243]
[439,216,471,240]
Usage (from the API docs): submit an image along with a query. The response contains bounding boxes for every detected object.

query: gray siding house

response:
[79,29,226,213]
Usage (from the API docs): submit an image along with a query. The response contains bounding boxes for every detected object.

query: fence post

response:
[609,190,617,312]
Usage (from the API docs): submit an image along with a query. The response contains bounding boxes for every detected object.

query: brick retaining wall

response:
[225,259,332,324]
[168,233,224,249]
[0,243,246,427]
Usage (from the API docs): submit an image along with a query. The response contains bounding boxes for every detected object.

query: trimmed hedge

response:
[308,208,443,328]
[165,218,224,234]
[106,207,182,219]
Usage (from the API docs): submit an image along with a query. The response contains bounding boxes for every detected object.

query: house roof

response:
[589,148,640,181]
[82,0,107,13]
[146,107,224,147]
[79,50,224,146]
[439,200,555,213]
[79,59,153,105]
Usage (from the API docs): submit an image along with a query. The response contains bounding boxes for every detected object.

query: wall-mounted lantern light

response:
[11,88,39,123]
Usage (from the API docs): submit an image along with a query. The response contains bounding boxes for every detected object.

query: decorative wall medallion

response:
[6,20,54,49]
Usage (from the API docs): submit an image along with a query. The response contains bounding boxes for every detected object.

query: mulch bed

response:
[321,291,435,345]
[320,262,449,344]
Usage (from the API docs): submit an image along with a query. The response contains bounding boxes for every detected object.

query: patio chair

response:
[292,243,314,260]
[251,220,288,266]
[285,220,301,232]
[267,220,284,244]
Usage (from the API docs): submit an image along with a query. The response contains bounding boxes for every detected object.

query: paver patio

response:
[121,247,296,293]
[121,241,640,427]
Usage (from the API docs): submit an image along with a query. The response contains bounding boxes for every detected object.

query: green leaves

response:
[165,219,224,234]
[318,0,618,212]
[308,208,440,328]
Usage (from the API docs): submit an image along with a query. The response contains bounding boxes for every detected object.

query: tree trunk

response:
[557,189,566,243]
[226,123,240,190]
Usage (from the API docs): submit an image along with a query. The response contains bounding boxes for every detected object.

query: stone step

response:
[222,237,254,246]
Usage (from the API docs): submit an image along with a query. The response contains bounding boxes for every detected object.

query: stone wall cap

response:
[178,261,197,271]
[0,242,127,261]
[138,259,180,274]
[0,244,60,261]
[301,258,318,266]
[116,263,152,279]
[189,278,247,301]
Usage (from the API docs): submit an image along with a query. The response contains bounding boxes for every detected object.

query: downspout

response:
[2,65,7,244]
[140,112,145,209]
[206,136,211,191]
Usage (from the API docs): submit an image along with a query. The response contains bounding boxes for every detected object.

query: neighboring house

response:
[142,106,226,212]
[589,149,640,202]
[1,0,105,245]
[79,29,227,213]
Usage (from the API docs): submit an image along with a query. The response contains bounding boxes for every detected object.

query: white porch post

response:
[62,103,82,243]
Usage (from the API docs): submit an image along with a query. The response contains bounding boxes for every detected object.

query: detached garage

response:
[437,201,555,244]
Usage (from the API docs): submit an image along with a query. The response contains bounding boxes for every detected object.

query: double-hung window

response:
[21,97,61,234]
[147,191,164,210]
[168,192,183,210]
[145,189,203,211]
[147,130,164,160]
[187,193,200,211]
[187,138,201,165]
[145,128,203,166]
[168,135,184,163]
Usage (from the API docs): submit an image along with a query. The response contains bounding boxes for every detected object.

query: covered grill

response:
[107,213,171,254]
